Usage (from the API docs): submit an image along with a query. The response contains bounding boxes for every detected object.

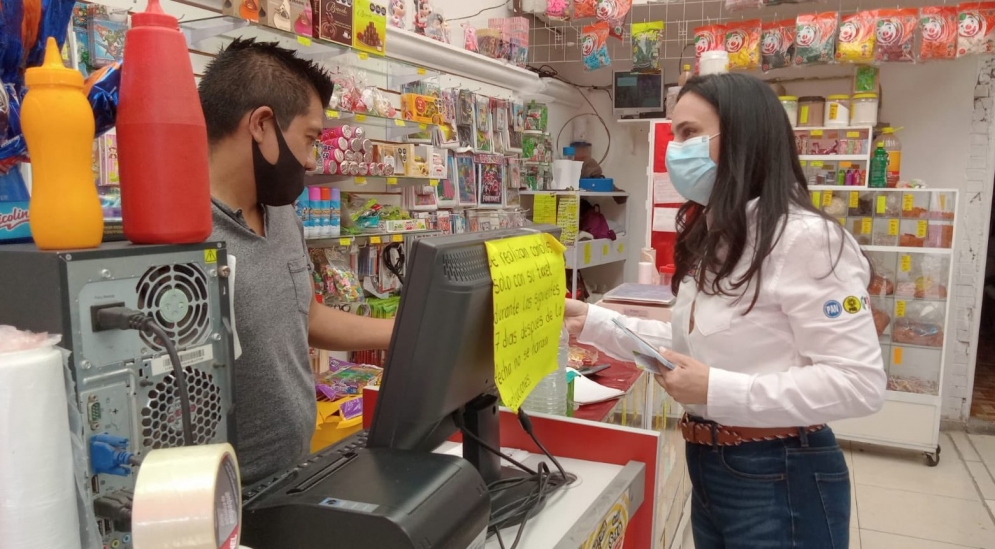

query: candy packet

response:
[920,5,959,60]
[694,24,727,71]
[574,0,597,18]
[725,19,761,70]
[874,8,918,62]
[836,11,876,64]
[795,12,838,65]
[761,19,796,71]
[632,21,663,73]
[581,21,611,70]
[957,2,995,57]
[546,0,572,21]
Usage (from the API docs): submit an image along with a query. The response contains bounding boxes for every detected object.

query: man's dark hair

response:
[199,38,334,143]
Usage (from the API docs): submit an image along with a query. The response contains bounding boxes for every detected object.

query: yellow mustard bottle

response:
[23,38,103,250]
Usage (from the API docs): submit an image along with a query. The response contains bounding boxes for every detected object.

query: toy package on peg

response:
[474,95,494,152]
[437,152,459,207]
[492,98,511,155]
[632,21,664,73]
[524,101,548,132]
[388,0,406,29]
[476,154,506,208]
[455,154,477,206]
[509,101,525,152]
[919,6,958,61]
[403,184,438,211]
[873,8,917,63]
[456,89,475,148]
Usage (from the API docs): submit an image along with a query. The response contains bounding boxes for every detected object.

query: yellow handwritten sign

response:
[533,193,558,225]
[486,233,568,411]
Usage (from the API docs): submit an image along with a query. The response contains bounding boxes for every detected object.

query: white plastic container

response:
[851,93,879,126]
[522,329,570,416]
[699,51,729,76]
[779,96,798,127]
[825,95,850,127]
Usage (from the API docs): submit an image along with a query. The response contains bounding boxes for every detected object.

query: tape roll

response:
[133,443,241,549]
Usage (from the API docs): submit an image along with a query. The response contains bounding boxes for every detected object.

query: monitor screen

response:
[614,71,663,111]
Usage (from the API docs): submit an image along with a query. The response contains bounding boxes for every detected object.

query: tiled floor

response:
[682,432,995,548]
[971,322,995,423]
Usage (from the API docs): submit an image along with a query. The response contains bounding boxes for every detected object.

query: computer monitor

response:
[613,70,664,116]
[367,225,561,485]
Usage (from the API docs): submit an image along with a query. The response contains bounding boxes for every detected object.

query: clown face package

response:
[957,2,995,57]
[761,19,796,71]
[694,24,727,71]
[574,0,597,18]
[874,8,918,62]
[835,11,876,63]
[582,21,612,70]
[920,5,959,60]
[795,12,839,65]
[724,20,761,70]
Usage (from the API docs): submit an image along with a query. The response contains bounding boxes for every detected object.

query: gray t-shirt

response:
[210,199,315,485]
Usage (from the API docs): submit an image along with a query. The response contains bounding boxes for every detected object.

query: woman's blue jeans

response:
[686,425,850,549]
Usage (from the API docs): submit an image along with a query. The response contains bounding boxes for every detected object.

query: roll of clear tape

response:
[133,444,241,549]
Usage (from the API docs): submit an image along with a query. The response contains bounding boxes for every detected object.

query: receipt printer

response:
[241,448,490,548]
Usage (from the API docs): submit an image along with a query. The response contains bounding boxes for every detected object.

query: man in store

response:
[198,38,394,484]
[571,140,603,179]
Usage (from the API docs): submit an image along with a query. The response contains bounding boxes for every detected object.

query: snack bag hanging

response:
[632,21,664,73]
[694,24,727,72]
[597,0,632,40]
[725,19,761,70]
[957,2,995,56]
[761,19,796,71]
[582,21,612,70]
[836,11,876,63]
[574,0,597,18]
[874,8,918,62]
[920,5,959,60]
[794,12,839,65]
[546,0,572,21]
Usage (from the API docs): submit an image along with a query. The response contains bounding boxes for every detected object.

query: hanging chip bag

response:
[835,11,876,63]
[795,12,839,65]
[724,19,761,70]
[632,21,664,73]
[597,0,632,40]
[874,8,918,62]
[920,5,959,60]
[694,24,727,72]
[761,19,796,71]
[957,2,995,56]
[574,0,597,18]
[582,21,611,70]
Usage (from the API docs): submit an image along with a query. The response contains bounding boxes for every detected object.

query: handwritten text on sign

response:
[485,233,567,411]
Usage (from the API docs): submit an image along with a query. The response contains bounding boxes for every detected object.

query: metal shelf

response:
[325,109,438,139]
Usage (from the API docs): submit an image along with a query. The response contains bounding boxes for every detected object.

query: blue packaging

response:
[329,188,341,237]
[579,178,614,193]
[0,170,32,242]
[295,188,309,225]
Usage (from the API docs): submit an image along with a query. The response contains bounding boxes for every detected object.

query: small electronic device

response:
[577,363,611,377]
[611,317,676,374]
[613,70,664,117]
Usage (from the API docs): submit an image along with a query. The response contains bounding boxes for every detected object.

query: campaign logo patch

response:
[843,296,862,314]
[824,300,843,318]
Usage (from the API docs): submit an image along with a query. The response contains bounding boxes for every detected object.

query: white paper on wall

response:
[653,172,682,204]
[653,207,679,233]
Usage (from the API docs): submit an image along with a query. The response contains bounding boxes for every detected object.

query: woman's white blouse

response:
[578,205,886,428]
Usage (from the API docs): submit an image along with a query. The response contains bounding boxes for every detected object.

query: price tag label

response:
[387,177,398,185]
[392,234,404,242]
[900,255,911,272]
[419,123,427,130]
[602,244,609,256]
[838,217,846,226]
[618,243,625,253]
[939,194,947,211]
[339,238,351,246]
[583,243,591,265]
[355,114,367,122]
[358,52,369,60]
[326,109,340,119]
[893,347,903,365]
[861,218,872,234]
[902,194,914,211]
[896,300,906,318]
[369,235,382,244]
[394,119,406,126]
[811,161,824,168]
[297,36,312,47]
[917,221,928,238]
[876,195,887,214]
[888,219,899,236]
[355,176,367,184]
[846,131,860,138]
[822,191,833,207]
[849,192,859,208]
[840,161,852,168]
[429,179,439,186]
[417,67,427,75]
[811,130,824,137]
[811,191,822,209]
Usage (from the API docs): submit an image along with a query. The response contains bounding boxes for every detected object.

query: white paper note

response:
[653,207,679,232]
[653,172,683,204]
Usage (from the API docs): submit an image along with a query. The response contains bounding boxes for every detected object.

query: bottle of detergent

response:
[873,127,902,188]
[22,38,104,250]
[117,0,212,244]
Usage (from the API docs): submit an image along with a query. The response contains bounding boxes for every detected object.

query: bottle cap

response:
[321,187,331,200]
[331,188,341,200]
[309,187,321,200]
[132,0,179,29]
[25,38,84,88]
[563,147,576,156]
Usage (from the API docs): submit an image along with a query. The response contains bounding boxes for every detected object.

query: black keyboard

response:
[242,430,368,503]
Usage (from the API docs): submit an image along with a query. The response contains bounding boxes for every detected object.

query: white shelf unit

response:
[812,187,959,464]
[796,126,874,187]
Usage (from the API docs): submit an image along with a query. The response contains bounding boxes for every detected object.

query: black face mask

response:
[252,115,306,207]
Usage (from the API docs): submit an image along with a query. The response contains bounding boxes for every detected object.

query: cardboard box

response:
[401,93,441,125]
[289,0,312,36]
[223,0,259,22]
[261,0,293,31]
[352,0,386,55]
[315,0,352,47]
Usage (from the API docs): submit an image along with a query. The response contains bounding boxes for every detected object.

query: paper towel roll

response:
[0,340,82,549]
[640,248,657,264]
[133,444,241,549]
[637,261,656,284]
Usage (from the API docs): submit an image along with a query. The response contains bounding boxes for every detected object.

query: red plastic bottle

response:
[117,0,211,244]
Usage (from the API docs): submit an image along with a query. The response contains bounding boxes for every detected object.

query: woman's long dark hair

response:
[671,73,844,311]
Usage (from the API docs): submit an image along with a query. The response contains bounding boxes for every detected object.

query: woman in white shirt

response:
[565,73,885,549]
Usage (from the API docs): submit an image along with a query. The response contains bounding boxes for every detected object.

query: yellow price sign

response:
[846,131,860,138]
[917,221,928,238]
[486,233,567,411]
[822,191,833,207]
[419,123,427,130]
[861,218,872,234]
[583,243,592,264]
[840,161,852,168]
[900,255,911,272]
[297,36,312,47]
[358,52,369,60]
[369,236,382,244]
[339,238,351,246]
[939,194,947,210]
[417,67,427,75]
[849,191,859,208]
[204,249,218,264]
[896,300,907,318]
[838,217,846,226]
[429,179,439,186]
[876,195,887,214]
[888,219,899,236]
[386,177,398,185]
[893,347,903,365]
[355,114,367,122]
[326,109,340,119]
[355,176,367,184]
[391,234,404,242]
[810,161,824,168]
[618,243,624,253]
[602,244,609,256]
[811,130,824,137]
[811,191,822,209]
[394,119,406,127]
[902,194,914,211]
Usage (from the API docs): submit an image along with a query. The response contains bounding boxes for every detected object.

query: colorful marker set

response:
[296,186,341,239]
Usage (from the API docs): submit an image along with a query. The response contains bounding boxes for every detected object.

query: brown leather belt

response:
[680,414,825,446]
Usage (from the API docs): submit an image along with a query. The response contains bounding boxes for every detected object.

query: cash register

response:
[241,227,565,549]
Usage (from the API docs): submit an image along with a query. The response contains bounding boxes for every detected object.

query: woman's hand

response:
[654,349,710,405]
[564,299,589,336]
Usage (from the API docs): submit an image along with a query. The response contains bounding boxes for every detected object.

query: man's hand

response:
[564,299,589,336]
[654,348,710,405]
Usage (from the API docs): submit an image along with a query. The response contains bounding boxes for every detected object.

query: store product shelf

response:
[799,155,869,162]
[793,125,875,133]
[520,190,628,197]
[810,185,870,191]
[307,230,440,247]
[306,174,441,187]
[565,237,628,270]
[862,245,953,255]
[325,109,438,138]
[884,390,940,405]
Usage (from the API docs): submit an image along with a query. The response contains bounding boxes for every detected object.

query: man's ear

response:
[246,107,275,144]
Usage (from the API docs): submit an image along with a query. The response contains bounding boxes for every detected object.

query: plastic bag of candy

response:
[836,11,876,63]
[581,21,611,70]
[761,19,796,71]
[597,0,632,27]
[574,0,597,18]
[957,2,995,57]
[725,0,763,12]
[546,0,572,21]
[794,12,838,65]
[632,21,663,73]
[874,8,917,62]
[920,5,959,60]
[694,24,726,71]
[725,19,761,70]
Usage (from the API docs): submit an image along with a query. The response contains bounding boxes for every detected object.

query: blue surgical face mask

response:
[665,133,719,205]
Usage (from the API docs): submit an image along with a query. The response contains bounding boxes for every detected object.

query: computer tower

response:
[0,242,236,549]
